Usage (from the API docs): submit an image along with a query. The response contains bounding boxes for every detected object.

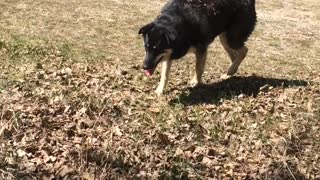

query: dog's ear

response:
[163,26,177,45]
[138,22,154,35]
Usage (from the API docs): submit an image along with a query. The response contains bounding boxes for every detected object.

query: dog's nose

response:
[143,63,153,70]
[143,57,153,70]
[143,64,149,70]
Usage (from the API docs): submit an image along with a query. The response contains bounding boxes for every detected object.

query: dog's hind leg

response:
[155,60,172,95]
[219,32,248,77]
[190,48,207,87]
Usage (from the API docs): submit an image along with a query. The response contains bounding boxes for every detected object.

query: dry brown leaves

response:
[1,54,319,179]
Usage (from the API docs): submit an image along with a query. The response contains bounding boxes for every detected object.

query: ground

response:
[0,0,320,179]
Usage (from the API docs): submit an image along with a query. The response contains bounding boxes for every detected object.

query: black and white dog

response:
[139,0,257,95]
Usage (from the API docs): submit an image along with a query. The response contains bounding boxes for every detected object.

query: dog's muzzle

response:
[143,55,164,76]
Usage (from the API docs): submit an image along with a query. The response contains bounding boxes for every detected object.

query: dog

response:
[139,0,257,95]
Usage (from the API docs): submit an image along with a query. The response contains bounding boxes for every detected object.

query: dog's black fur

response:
[139,0,257,94]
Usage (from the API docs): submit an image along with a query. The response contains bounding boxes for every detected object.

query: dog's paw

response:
[220,74,232,80]
[154,87,164,95]
[227,67,238,76]
[189,77,200,87]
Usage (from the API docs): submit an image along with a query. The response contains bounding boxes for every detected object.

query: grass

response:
[1,0,320,179]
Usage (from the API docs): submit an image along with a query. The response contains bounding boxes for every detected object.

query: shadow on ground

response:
[170,76,309,106]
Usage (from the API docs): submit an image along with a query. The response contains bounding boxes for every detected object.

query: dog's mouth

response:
[144,56,164,76]
[144,69,155,76]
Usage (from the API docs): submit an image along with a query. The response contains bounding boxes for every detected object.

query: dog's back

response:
[161,0,256,48]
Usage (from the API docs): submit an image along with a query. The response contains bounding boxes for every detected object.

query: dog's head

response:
[138,22,176,76]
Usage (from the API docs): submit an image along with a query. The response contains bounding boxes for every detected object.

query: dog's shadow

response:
[169,76,309,106]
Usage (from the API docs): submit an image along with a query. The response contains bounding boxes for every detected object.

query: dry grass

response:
[1,0,320,179]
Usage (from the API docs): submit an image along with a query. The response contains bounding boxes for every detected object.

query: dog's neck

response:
[155,4,194,59]
[156,2,186,28]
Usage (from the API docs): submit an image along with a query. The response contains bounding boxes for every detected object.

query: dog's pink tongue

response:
[144,70,153,76]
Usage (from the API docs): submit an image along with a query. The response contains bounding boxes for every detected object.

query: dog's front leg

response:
[190,49,207,87]
[155,60,172,95]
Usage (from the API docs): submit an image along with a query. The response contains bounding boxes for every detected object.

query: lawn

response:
[0,0,320,179]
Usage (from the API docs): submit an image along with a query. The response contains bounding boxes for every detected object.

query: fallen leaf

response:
[17,149,27,157]
[113,126,123,137]
[56,165,73,177]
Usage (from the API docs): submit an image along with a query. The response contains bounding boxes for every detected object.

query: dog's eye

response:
[144,44,150,48]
